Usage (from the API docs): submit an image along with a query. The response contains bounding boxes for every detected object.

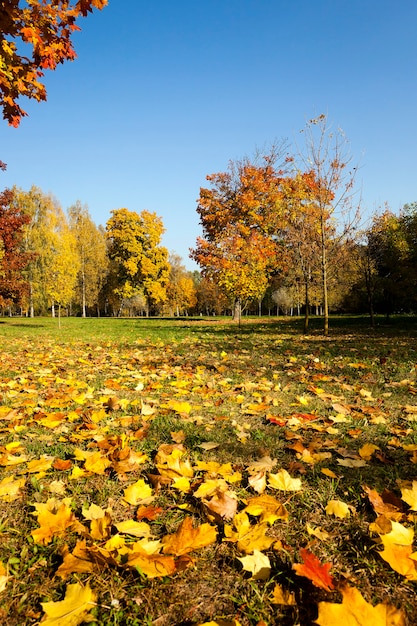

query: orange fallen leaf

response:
[293,548,335,592]
[162,516,217,556]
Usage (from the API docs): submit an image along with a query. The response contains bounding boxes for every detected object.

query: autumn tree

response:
[191,148,287,321]
[298,115,360,335]
[164,253,197,316]
[0,0,107,126]
[106,208,170,316]
[279,171,323,332]
[13,186,79,317]
[366,208,410,318]
[0,187,31,310]
[68,201,108,317]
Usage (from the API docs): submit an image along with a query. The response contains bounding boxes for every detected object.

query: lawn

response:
[0,315,417,625]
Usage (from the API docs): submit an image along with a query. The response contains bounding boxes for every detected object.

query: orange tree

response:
[190,151,287,321]
[0,0,107,126]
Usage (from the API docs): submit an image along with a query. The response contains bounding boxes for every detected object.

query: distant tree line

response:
[1,116,417,327]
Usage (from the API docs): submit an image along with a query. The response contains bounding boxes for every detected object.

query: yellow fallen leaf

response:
[0,475,25,502]
[380,521,414,546]
[115,520,151,538]
[40,582,97,626]
[123,479,153,506]
[321,468,339,479]
[316,585,405,626]
[0,561,9,593]
[237,550,271,580]
[379,542,417,581]
[224,512,275,554]
[306,523,330,541]
[400,481,417,511]
[162,516,217,556]
[268,469,302,491]
[26,455,54,474]
[84,451,111,475]
[325,499,351,518]
[359,443,380,460]
[244,494,288,524]
[269,583,296,606]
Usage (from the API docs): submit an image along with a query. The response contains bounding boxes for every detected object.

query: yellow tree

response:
[68,201,108,316]
[164,253,197,316]
[47,223,80,325]
[14,186,79,317]
[13,186,59,315]
[106,208,170,316]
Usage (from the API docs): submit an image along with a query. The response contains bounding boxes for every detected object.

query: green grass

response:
[0,315,417,624]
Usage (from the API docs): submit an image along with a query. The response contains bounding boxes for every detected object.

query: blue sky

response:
[1,0,416,269]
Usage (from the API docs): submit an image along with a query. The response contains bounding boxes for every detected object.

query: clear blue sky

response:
[1,0,416,269]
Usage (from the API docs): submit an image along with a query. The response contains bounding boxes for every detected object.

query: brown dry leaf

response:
[316,585,406,626]
[363,486,403,521]
[203,489,238,521]
[162,516,217,556]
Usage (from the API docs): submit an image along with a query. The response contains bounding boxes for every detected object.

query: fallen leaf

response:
[316,585,406,626]
[162,516,217,555]
[269,583,296,606]
[293,548,335,592]
[237,550,271,580]
[325,499,351,519]
[268,469,302,491]
[40,582,97,626]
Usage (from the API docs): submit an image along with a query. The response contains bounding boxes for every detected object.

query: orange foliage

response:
[0,1,107,126]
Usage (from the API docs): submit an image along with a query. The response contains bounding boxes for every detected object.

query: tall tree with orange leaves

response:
[190,147,288,321]
[0,0,107,126]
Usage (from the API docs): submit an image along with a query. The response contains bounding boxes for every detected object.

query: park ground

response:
[1,315,417,625]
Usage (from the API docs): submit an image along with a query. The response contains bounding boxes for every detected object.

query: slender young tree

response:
[298,115,361,335]
[68,201,108,317]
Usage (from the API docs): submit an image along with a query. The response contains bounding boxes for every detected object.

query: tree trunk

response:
[303,279,310,334]
[233,299,242,324]
[321,215,329,336]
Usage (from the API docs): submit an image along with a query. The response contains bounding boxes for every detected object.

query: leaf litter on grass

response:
[0,321,417,624]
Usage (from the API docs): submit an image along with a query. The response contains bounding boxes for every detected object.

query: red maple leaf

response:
[293,548,335,592]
